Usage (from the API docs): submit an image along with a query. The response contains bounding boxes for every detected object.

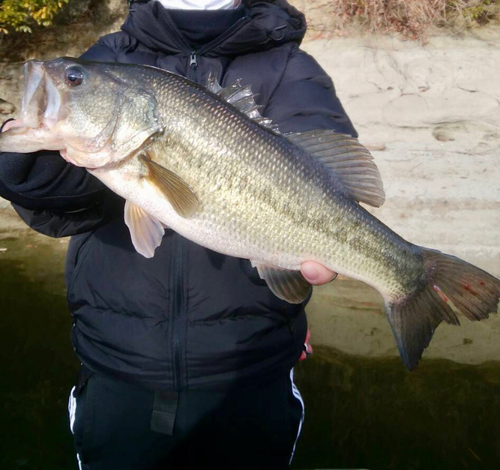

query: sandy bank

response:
[299,30,500,364]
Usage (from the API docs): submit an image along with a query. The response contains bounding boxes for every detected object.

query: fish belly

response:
[89,152,421,301]
[89,163,303,267]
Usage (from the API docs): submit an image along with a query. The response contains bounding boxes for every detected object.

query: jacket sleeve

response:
[0,41,121,238]
[264,48,358,137]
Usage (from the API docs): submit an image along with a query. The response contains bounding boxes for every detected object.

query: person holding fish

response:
[1,0,499,469]
[0,0,348,469]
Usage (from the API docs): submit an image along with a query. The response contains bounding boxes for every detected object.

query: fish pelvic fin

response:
[286,130,385,208]
[387,248,500,371]
[254,262,312,304]
[124,200,165,258]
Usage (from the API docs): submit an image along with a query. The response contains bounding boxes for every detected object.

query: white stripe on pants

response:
[289,368,305,465]
[68,386,83,470]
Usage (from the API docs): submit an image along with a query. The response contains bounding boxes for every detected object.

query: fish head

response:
[1,57,162,168]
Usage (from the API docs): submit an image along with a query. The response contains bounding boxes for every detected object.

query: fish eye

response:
[65,67,85,86]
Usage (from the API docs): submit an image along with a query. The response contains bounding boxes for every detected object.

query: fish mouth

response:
[0,60,65,154]
[19,60,61,131]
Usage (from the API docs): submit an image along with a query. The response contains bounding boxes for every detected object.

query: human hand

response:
[301,261,338,285]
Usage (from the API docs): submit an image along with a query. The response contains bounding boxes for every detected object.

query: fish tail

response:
[386,248,500,370]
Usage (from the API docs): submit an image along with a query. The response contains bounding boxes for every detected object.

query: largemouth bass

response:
[1,57,499,370]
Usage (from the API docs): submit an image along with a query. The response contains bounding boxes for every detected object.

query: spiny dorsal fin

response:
[286,130,386,208]
[206,72,279,132]
[253,262,312,304]
[140,153,199,218]
[206,72,222,94]
[124,200,165,258]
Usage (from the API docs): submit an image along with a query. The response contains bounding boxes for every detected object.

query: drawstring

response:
[268,24,287,41]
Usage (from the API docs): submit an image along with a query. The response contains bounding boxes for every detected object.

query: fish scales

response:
[114,69,423,298]
[1,57,499,370]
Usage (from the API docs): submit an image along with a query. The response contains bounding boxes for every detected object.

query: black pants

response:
[68,369,304,470]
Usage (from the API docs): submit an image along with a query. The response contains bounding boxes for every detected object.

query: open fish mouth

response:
[0,60,65,153]
[19,60,61,131]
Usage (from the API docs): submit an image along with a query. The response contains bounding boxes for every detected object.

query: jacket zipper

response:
[171,236,186,391]
[164,14,250,390]
[188,51,198,81]
[195,17,250,58]
[190,52,198,68]
[186,17,249,81]
[161,12,250,84]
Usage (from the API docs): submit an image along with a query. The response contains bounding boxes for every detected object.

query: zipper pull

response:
[190,52,197,68]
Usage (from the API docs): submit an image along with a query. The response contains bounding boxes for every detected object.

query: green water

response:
[1,232,499,470]
[0,234,77,469]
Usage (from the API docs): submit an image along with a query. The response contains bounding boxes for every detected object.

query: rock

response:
[364,142,386,151]
[433,128,455,142]
[0,99,15,115]
[55,0,92,22]
[424,89,499,125]
[432,122,500,146]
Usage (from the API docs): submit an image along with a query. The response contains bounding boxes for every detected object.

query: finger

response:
[301,261,338,285]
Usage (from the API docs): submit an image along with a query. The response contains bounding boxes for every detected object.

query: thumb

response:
[301,261,338,286]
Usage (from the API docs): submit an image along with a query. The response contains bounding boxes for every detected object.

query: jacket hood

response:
[122,0,306,56]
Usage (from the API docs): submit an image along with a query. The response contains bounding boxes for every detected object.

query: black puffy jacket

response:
[0,0,356,391]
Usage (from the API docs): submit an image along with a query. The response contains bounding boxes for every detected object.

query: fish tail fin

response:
[386,248,500,370]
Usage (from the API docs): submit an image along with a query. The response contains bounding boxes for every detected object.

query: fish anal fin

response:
[254,262,312,304]
[286,130,385,207]
[140,153,199,218]
[124,200,165,258]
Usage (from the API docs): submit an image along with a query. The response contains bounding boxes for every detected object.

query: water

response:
[0,234,77,469]
[1,232,499,470]
[293,350,500,469]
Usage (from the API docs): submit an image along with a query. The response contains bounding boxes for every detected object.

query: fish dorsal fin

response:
[286,130,386,208]
[206,72,278,132]
[140,153,199,218]
[206,72,223,94]
[124,200,165,258]
[253,262,312,304]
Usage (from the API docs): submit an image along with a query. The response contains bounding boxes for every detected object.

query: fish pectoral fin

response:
[141,154,199,218]
[286,130,385,208]
[254,262,312,304]
[124,200,165,258]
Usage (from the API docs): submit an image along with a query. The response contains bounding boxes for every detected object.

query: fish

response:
[1,57,499,370]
